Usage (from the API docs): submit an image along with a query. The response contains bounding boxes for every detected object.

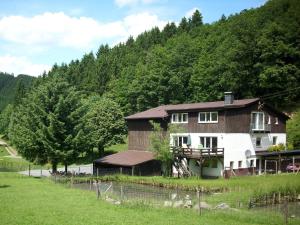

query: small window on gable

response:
[268,115,271,124]
[275,117,279,125]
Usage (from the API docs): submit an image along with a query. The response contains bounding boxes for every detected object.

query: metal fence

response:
[50,176,300,224]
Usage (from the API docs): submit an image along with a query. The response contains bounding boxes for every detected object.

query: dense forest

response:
[0,0,300,169]
[38,0,300,115]
[0,72,35,111]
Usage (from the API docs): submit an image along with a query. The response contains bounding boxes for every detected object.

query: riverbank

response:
[1,172,299,225]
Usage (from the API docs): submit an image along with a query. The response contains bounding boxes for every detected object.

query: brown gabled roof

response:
[125,98,259,120]
[94,150,155,167]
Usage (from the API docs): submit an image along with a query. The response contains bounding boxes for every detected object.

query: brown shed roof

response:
[94,150,155,167]
[125,98,259,120]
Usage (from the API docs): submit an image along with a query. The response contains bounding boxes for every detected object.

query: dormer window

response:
[198,112,218,123]
[171,113,188,123]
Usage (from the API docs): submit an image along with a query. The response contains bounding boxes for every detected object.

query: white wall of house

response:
[171,132,286,174]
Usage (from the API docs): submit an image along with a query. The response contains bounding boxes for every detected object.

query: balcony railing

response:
[171,146,224,158]
[250,123,271,132]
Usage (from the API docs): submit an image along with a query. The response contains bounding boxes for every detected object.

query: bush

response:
[267,143,285,152]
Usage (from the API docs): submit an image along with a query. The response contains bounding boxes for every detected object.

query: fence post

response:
[28,164,31,176]
[96,180,101,199]
[90,179,92,190]
[197,187,201,215]
[284,197,288,225]
[71,173,74,188]
[121,185,124,202]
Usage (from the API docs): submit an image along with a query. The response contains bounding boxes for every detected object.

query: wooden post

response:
[120,167,123,174]
[197,187,201,215]
[284,197,288,225]
[278,154,281,174]
[89,179,92,190]
[96,180,101,199]
[121,185,124,202]
[28,164,31,176]
[71,173,74,188]
[258,158,262,175]
[40,167,42,177]
[264,160,267,175]
[131,166,135,176]
[292,156,295,174]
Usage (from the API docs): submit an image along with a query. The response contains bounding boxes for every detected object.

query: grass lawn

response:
[1,172,299,225]
[0,146,9,157]
[0,156,52,172]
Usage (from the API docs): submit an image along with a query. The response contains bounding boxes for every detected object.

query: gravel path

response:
[19,164,94,177]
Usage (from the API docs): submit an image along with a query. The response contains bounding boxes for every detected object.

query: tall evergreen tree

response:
[9,77,86,172]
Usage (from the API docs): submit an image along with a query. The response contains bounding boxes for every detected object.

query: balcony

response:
[250,123,271,133]
[171,146,224,159]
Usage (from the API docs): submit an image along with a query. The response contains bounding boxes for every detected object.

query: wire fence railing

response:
[50,175,300,224]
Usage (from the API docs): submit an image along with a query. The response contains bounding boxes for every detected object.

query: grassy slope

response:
[1,173,299,225]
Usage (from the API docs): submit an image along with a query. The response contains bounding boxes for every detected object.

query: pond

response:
[73,181,202,206]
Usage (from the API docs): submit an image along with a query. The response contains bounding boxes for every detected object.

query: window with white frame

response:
[173,136,188,147]
[256,137,262,147]
[251,112,265,130]
[198,112,218,123]
[171,113,188,123]
[199,136,218,149]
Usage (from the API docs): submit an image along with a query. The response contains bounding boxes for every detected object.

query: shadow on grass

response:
[0,184,10,188]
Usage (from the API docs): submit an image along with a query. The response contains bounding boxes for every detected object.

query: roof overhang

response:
[255,150,300,157]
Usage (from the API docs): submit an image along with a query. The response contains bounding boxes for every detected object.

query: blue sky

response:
[0,0,267,76]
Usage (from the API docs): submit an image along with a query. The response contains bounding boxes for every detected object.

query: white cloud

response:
[115,0,158,7]
[0,55,51,77]
[0,12,167,75]
[0,12,166,49]
[185,7,199,18]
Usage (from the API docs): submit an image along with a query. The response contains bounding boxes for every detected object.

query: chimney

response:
[224,92,234,105]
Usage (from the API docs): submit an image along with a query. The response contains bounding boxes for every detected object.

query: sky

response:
[0,0,267,77]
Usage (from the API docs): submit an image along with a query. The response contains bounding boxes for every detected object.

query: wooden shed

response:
[93,150,161,176]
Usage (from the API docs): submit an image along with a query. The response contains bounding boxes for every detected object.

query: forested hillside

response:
[0,72,35,111]
[39,0,300,115]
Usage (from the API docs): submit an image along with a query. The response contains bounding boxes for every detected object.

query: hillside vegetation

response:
[39,0,300,115]
[0,72,35,111]
[0,0,300,166]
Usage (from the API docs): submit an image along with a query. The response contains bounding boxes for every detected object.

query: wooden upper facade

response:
[126,96,288,151]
